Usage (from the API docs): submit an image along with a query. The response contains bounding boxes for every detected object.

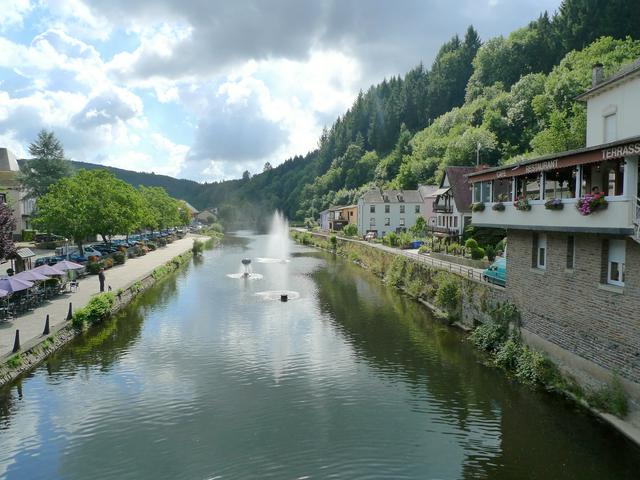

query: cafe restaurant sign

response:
[472,140,640,182]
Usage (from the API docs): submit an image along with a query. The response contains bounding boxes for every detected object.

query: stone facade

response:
[507,230,640,385]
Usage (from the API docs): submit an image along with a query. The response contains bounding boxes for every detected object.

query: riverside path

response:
[0,236,196,359]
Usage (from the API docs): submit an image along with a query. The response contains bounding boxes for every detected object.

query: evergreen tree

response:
[20,130,72,199]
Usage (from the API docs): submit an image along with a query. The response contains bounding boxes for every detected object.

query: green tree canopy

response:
[20,129,72,199]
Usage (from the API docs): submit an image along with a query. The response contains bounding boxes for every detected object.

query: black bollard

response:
[280,294,288,302]
[43,314,50,335]
[12,329,20,353]
[66,302,73,321]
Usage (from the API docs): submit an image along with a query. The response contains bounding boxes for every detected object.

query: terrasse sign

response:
[602,142,640,160]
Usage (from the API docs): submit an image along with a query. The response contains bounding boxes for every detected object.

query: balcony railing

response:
[471,197,634,233]
[634,196,640,241]
[428,226,460,236]
[433,204,453,213]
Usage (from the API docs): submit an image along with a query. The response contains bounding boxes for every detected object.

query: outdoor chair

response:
[69,281,79,293]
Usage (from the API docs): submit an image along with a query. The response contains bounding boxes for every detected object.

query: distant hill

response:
[70,161,206,209]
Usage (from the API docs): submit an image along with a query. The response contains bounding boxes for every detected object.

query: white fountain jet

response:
[256,211,291,264]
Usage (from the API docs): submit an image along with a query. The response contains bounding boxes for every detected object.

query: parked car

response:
[56,245,103,258]
[364,232,377,241]
[35,233,64,243]
[35,256,65,267]
[483,258,506,287]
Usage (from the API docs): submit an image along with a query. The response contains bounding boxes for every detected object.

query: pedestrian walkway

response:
[0,236,195,358]
[296,229,490,284]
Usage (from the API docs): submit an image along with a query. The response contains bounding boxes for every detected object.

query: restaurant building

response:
[468,62,640,389]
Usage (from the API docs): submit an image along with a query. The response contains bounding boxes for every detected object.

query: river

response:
[0,232,639,479]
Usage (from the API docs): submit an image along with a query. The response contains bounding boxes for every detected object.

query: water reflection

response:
[0,235,638,480]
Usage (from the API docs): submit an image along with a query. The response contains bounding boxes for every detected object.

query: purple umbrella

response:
[15,270,50,281]
[54,260,84,271]
[0,289,9,298]
[0,277,34,293]
[33,264,66,276]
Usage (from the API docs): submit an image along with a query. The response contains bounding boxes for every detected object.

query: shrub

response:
[470,247,485,260]
[192,239,204,255]
[385,256,407,288]
[22,229,36,241]
[515,346,549,385]
[469,322,508,352]
[471,202,485,212]
[485,245,496,261]
[113,251,126,265]
[435,274,461,314]
[210,223,224,233]
[6,354,22,368]
[88,255,99,263]
[398,232,413,249]
[495,337,521,370]
[157,237,167,247]
[418,245,429,254]
[383,232,399,247]
[329,235,337,250]
[87,261,103,275]
[147,242,157,251]
[102,258,114,269]
[588,377,629,417]
[464,238,478,250]
[72,292,115,328]
[342,224,358,237]
[133,245,144,256]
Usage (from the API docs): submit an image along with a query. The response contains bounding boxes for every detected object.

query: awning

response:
[15,248,36,259]
[433,187,451,196]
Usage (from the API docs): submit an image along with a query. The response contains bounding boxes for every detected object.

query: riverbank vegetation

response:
[293,231,630,418]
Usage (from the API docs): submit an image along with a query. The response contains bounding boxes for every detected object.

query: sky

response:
[0,0,561,182]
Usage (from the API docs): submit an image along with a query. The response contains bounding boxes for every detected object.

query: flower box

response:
[471,202,486,212]
[513,197,531,211]
[492,202,505,211]
[544,198,564,210]
[576,193,608,216]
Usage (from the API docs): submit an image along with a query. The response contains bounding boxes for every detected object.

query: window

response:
[604,113,617,143]
[493,178,512,202]
[582,159,624,196]
[370,205,376,213]
[0,193,6,204]
[385,204,390,213]
[473,183,482,203]
[473,181,493,203]
[385,217,390,226]
[544,167,577,199]
[399,218,405,226]
[607,239,625,286]
[532,233,547,269]
[370,217,376,226]
[349,211,353,217]
[454,216,458,229]
[399,205,405,213]
[566,236,575,270]
[517,173,541,200]
[415,205,420,213]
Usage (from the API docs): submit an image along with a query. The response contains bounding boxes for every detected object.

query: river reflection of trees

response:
[0,271,181,428]
[312,258,640,480]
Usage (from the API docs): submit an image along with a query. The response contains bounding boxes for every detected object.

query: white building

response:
[0,148,35,237]
[356,189,424,237]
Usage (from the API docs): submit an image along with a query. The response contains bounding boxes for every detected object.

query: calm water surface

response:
[0,233,639,479]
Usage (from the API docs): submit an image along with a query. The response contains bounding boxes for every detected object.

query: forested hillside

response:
[71,0,640,225]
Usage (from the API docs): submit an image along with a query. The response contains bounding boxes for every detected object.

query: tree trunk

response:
[76,240,84,256]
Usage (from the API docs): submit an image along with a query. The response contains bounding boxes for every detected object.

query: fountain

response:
[227,258,263,280]
[256,211,290,263]
[253,211,300,302]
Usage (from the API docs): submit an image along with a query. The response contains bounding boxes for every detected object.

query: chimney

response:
[592,63,604,87]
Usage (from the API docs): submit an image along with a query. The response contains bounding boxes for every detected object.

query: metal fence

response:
[300,229,502,288]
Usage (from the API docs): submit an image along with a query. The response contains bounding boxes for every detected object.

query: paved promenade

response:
[0,236,195,359]
[294,229,489,283]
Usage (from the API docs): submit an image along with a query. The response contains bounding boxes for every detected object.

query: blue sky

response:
[0,0,561,182]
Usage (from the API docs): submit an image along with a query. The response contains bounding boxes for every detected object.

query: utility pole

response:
[476,142,481,166]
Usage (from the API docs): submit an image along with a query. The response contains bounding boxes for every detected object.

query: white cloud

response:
[0,0,32,31]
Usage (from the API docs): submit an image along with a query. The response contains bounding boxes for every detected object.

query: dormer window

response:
[397,194,404,202]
